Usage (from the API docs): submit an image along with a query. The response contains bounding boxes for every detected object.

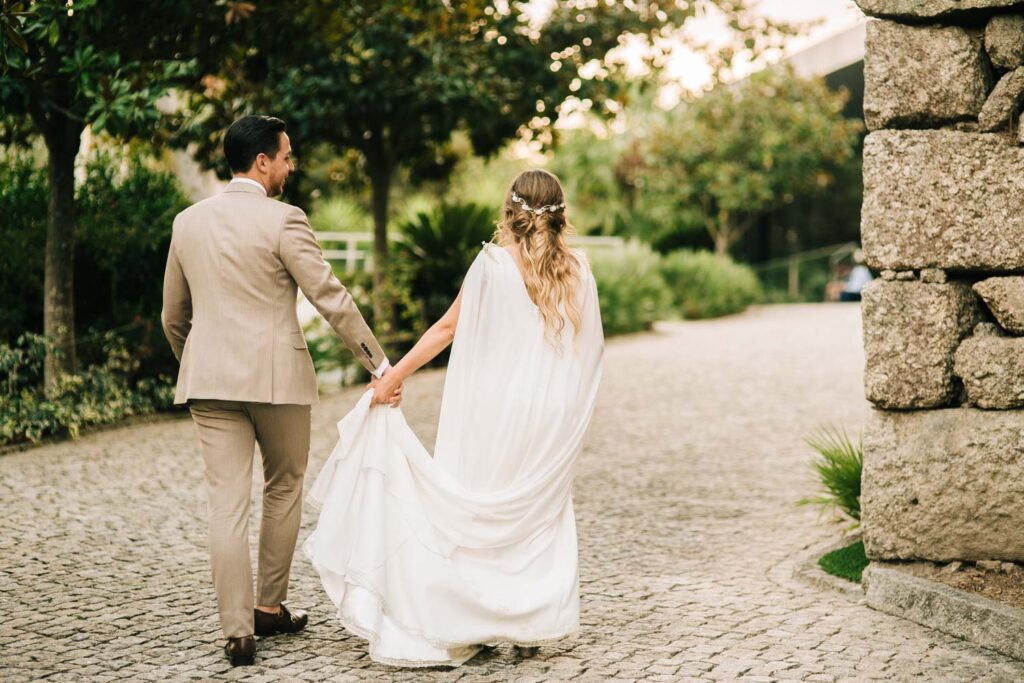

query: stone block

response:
[953,334,1024,407]
[973,276,1024,333]
[986,13,1024,70]
[862,280,982,408]
[864,20,992,130]
[862,408,1024,562]
[973,321,1005,336]
[857,0,1023,19]
[978,67,1024,131]
[862,130,1024,270]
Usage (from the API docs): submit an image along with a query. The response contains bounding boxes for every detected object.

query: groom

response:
[161,115,399,666]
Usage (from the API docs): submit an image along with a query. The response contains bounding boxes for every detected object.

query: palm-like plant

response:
[395,202,497,328]
[797,426,862,530]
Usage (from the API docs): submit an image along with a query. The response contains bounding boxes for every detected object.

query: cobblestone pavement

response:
[3,304,1023,682]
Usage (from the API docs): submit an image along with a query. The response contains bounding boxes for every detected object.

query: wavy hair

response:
[494,169,582,344]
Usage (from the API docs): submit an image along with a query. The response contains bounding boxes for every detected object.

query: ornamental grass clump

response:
[797,426,862,530]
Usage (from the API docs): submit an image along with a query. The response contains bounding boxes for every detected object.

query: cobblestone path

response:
[3,304,1023,682]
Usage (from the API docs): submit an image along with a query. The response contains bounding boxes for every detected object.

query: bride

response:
[303,169,604,667]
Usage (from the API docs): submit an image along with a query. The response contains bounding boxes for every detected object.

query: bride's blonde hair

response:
[494,169,582,343]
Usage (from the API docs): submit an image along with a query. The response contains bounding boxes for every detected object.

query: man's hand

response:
[369,368,404,407]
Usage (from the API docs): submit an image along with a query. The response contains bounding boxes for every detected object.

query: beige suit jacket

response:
[160,182,385,405]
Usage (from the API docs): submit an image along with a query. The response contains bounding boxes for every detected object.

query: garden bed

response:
[0,408,188,456]
[893,560,1024,610]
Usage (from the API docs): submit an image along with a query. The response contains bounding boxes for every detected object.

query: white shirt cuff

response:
[372,358,390,379]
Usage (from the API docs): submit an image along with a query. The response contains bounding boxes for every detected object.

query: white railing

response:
[751,241,861,299]
[316,231,624,272]
[317,232,377,273]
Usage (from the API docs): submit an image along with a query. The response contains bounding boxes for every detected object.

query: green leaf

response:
[4,22,28,54]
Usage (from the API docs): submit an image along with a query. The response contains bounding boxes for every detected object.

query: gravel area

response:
[2,303,1023,681]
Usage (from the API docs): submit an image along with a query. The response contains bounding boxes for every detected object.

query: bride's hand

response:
[370,371,403,407]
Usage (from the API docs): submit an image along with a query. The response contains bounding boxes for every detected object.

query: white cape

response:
[303,243,604,667]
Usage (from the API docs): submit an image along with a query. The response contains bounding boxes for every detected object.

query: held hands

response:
[369,367,404,407]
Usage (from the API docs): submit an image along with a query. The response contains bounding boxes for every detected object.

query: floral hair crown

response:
[511,191,565,216]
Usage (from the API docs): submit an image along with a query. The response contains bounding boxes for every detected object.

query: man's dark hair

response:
[223,115,287,173]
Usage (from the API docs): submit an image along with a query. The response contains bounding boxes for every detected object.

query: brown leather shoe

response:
[254,604,308,637]
[224,635,256,666]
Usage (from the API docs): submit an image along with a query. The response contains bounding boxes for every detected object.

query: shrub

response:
[303,266,424,389]
[0,149,189,378]
[588,241,672,336]
[0,333,176,447]
[0,154,47,337]
[660,249,762,319]
[797,426,862,530]
[309,195,373,234]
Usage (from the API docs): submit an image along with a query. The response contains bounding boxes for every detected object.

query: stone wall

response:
[857,0,1024,562]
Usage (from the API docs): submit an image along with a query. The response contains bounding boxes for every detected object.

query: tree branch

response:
[41,97,86,124]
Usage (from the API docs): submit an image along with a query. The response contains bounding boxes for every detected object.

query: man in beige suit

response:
[161,115,399,667]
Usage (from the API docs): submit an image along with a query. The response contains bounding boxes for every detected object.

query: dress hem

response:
[305,543,578,668]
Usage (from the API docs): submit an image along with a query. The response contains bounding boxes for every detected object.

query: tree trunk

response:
[42,118,83,391]
[712,212,755,257]
[713,231,731,255]
[711,216,734,255]
[367,155,394,334]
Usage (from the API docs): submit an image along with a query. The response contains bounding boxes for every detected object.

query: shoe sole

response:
[254,622,308,638]
[228,654,255,666]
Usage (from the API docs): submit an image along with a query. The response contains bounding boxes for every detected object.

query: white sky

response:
[759,0,864,46]
[658,0,866,104]
[523,1,867,142]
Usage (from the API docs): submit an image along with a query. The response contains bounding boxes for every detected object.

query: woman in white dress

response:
[303,169,604,667]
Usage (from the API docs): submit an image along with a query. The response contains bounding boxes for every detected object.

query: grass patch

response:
[818,540,868,583]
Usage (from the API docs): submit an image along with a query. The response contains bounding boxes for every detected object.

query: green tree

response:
[549,81,669,237]
[0,0,238,387]
[630,67,862,254]
[176,1,795,324]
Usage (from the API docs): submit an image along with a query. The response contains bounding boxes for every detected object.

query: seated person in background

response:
[839,250,872,302]
[825,250,873,302]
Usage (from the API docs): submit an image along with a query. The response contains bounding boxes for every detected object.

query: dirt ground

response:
[896,561,1024,610]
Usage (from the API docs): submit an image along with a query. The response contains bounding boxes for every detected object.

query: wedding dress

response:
[303,242,604,667]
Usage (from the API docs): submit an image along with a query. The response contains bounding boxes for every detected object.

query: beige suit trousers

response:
[189,400,311,638]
